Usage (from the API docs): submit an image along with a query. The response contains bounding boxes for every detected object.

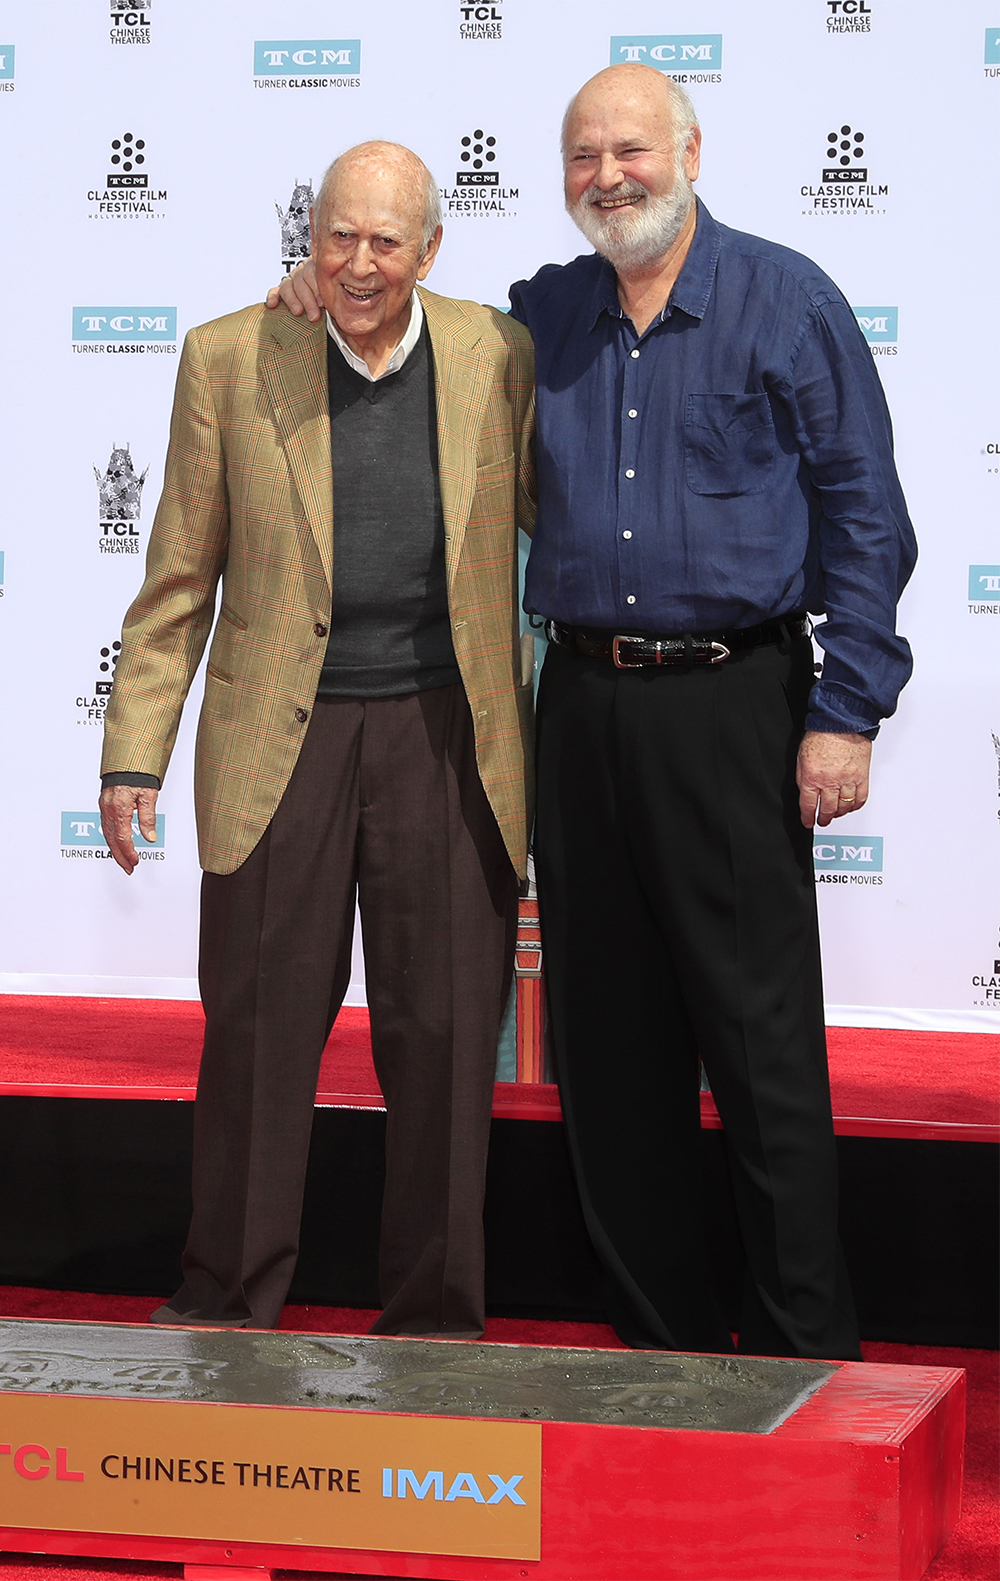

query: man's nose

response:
[349,240,378,276]
[595,153,626,190]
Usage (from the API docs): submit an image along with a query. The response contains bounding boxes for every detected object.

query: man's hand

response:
[265,260,322,322]
[796,731,872,829]
[99,785,159,874]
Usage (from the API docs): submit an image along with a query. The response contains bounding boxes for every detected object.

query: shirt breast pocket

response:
[683,392,776,497]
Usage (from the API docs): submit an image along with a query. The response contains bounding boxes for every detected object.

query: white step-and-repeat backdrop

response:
[0,1,997,1033]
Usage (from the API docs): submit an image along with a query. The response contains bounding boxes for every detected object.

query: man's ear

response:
[683,128,702,183]
[417,225,444,281]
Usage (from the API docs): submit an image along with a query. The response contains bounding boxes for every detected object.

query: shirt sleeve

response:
[101,773,161,789]
[781,297,917,735]
[508,280,530,328]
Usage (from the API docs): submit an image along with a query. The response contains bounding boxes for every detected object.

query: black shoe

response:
[149,1303,250,1329]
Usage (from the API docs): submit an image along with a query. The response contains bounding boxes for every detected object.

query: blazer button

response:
[294,707,309,724]
[314,622,328,637]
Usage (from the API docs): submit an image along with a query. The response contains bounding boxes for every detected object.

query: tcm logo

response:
[0,1445,84,1482]
[381,1469,525,1504]
[253,40,361,75]
[824,124,866,183]
[61,812,165,848]
[986,28,1000,64]
[611,35,723,71]
[853,306,897,343]
[969,565,1000,601]
[73,308,176,341]
[0,45,13,78]
[813,836,883,871]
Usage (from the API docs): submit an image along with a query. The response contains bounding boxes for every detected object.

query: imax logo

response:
[969,565,1000,601]
[611,35,722,70]
[61,811,165,847]
[253,40,360,74]
[73,308,176,342]
[0,45,13,78]
[381,1469,525,1504]
[813,836,883,871]
[853,306,897,343]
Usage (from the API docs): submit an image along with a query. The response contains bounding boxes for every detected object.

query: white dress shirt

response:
[325,293,424,382]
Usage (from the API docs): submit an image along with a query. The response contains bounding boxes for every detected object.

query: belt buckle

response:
[709,641,730,664]
[612,635,646,669]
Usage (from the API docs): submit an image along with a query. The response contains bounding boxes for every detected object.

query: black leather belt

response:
[547,614,809,669]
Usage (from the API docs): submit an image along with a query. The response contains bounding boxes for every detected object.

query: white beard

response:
[569,172,694,273]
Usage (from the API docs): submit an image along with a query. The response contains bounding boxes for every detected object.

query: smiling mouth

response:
[342,285,379,302]
[593,194,642,211]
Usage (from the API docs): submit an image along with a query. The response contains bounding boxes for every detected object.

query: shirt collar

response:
[586,197,722,331]
[325,291,424,382]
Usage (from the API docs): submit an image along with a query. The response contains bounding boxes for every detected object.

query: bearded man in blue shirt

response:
[273,65,915,1362]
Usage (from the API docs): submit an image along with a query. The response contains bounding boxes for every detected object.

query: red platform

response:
[0,998,996,1143]
[0,1343,965,1581]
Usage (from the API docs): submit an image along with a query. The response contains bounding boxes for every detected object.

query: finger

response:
[265,285,281,309]
[278,276,305,316]
[100,794,139,874]
[798,780,820,829]
[136,794,158,843]
[834,784,857,819]
[814,788,837,828]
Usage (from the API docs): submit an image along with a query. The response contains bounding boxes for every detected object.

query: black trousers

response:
[164,686,517,1337]
[534,636,862,1361]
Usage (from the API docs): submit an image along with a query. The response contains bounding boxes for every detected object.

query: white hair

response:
[315,143,442,251]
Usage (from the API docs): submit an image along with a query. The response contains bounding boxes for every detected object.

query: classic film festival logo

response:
[253,40,360,90]
[803,123,887,215]
[986,28,1000,78]
[76,641,121,726]
[813,836,883,886]
[88,133,166,219]
[968,565,1000,615]
[825,0,871,34]
[441,131,517,218]
[276,180,313,274]
[0,43,14,92]
[72,307,177,355]
[95,444,148,554]
[610,35,722,85]
[853,306,898,357]
[61,809,165,860]
[110,0,151,46]
[460,0,502,41]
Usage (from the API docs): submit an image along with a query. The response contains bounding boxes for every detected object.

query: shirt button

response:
[630,349,640,359]
[294,707,309,724]
[626,595,637,605]
[313,622,328,637]
[628,409,638,418]
[622,531,632,540]
[624,469,635,479]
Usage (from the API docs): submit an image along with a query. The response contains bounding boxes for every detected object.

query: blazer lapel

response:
[260,311,333,593]
[421,288,493,590]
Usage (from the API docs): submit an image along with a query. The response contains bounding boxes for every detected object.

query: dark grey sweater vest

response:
[318,321,460,697]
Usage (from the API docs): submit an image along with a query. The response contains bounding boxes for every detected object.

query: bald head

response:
[562,64,698,158]
[315,141,442,249]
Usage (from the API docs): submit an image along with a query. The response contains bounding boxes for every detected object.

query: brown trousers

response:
[165,685,517,1336]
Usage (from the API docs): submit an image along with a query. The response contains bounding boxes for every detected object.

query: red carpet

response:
[0,1287,994,1581]
[0,996,997,1139]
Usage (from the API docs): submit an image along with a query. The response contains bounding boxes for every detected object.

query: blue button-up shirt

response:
[509,200,916,735]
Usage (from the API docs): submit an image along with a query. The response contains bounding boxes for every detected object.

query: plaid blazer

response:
[101,288,537,876]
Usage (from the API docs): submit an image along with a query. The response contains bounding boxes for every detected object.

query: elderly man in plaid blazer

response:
[99,142,536,1338]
